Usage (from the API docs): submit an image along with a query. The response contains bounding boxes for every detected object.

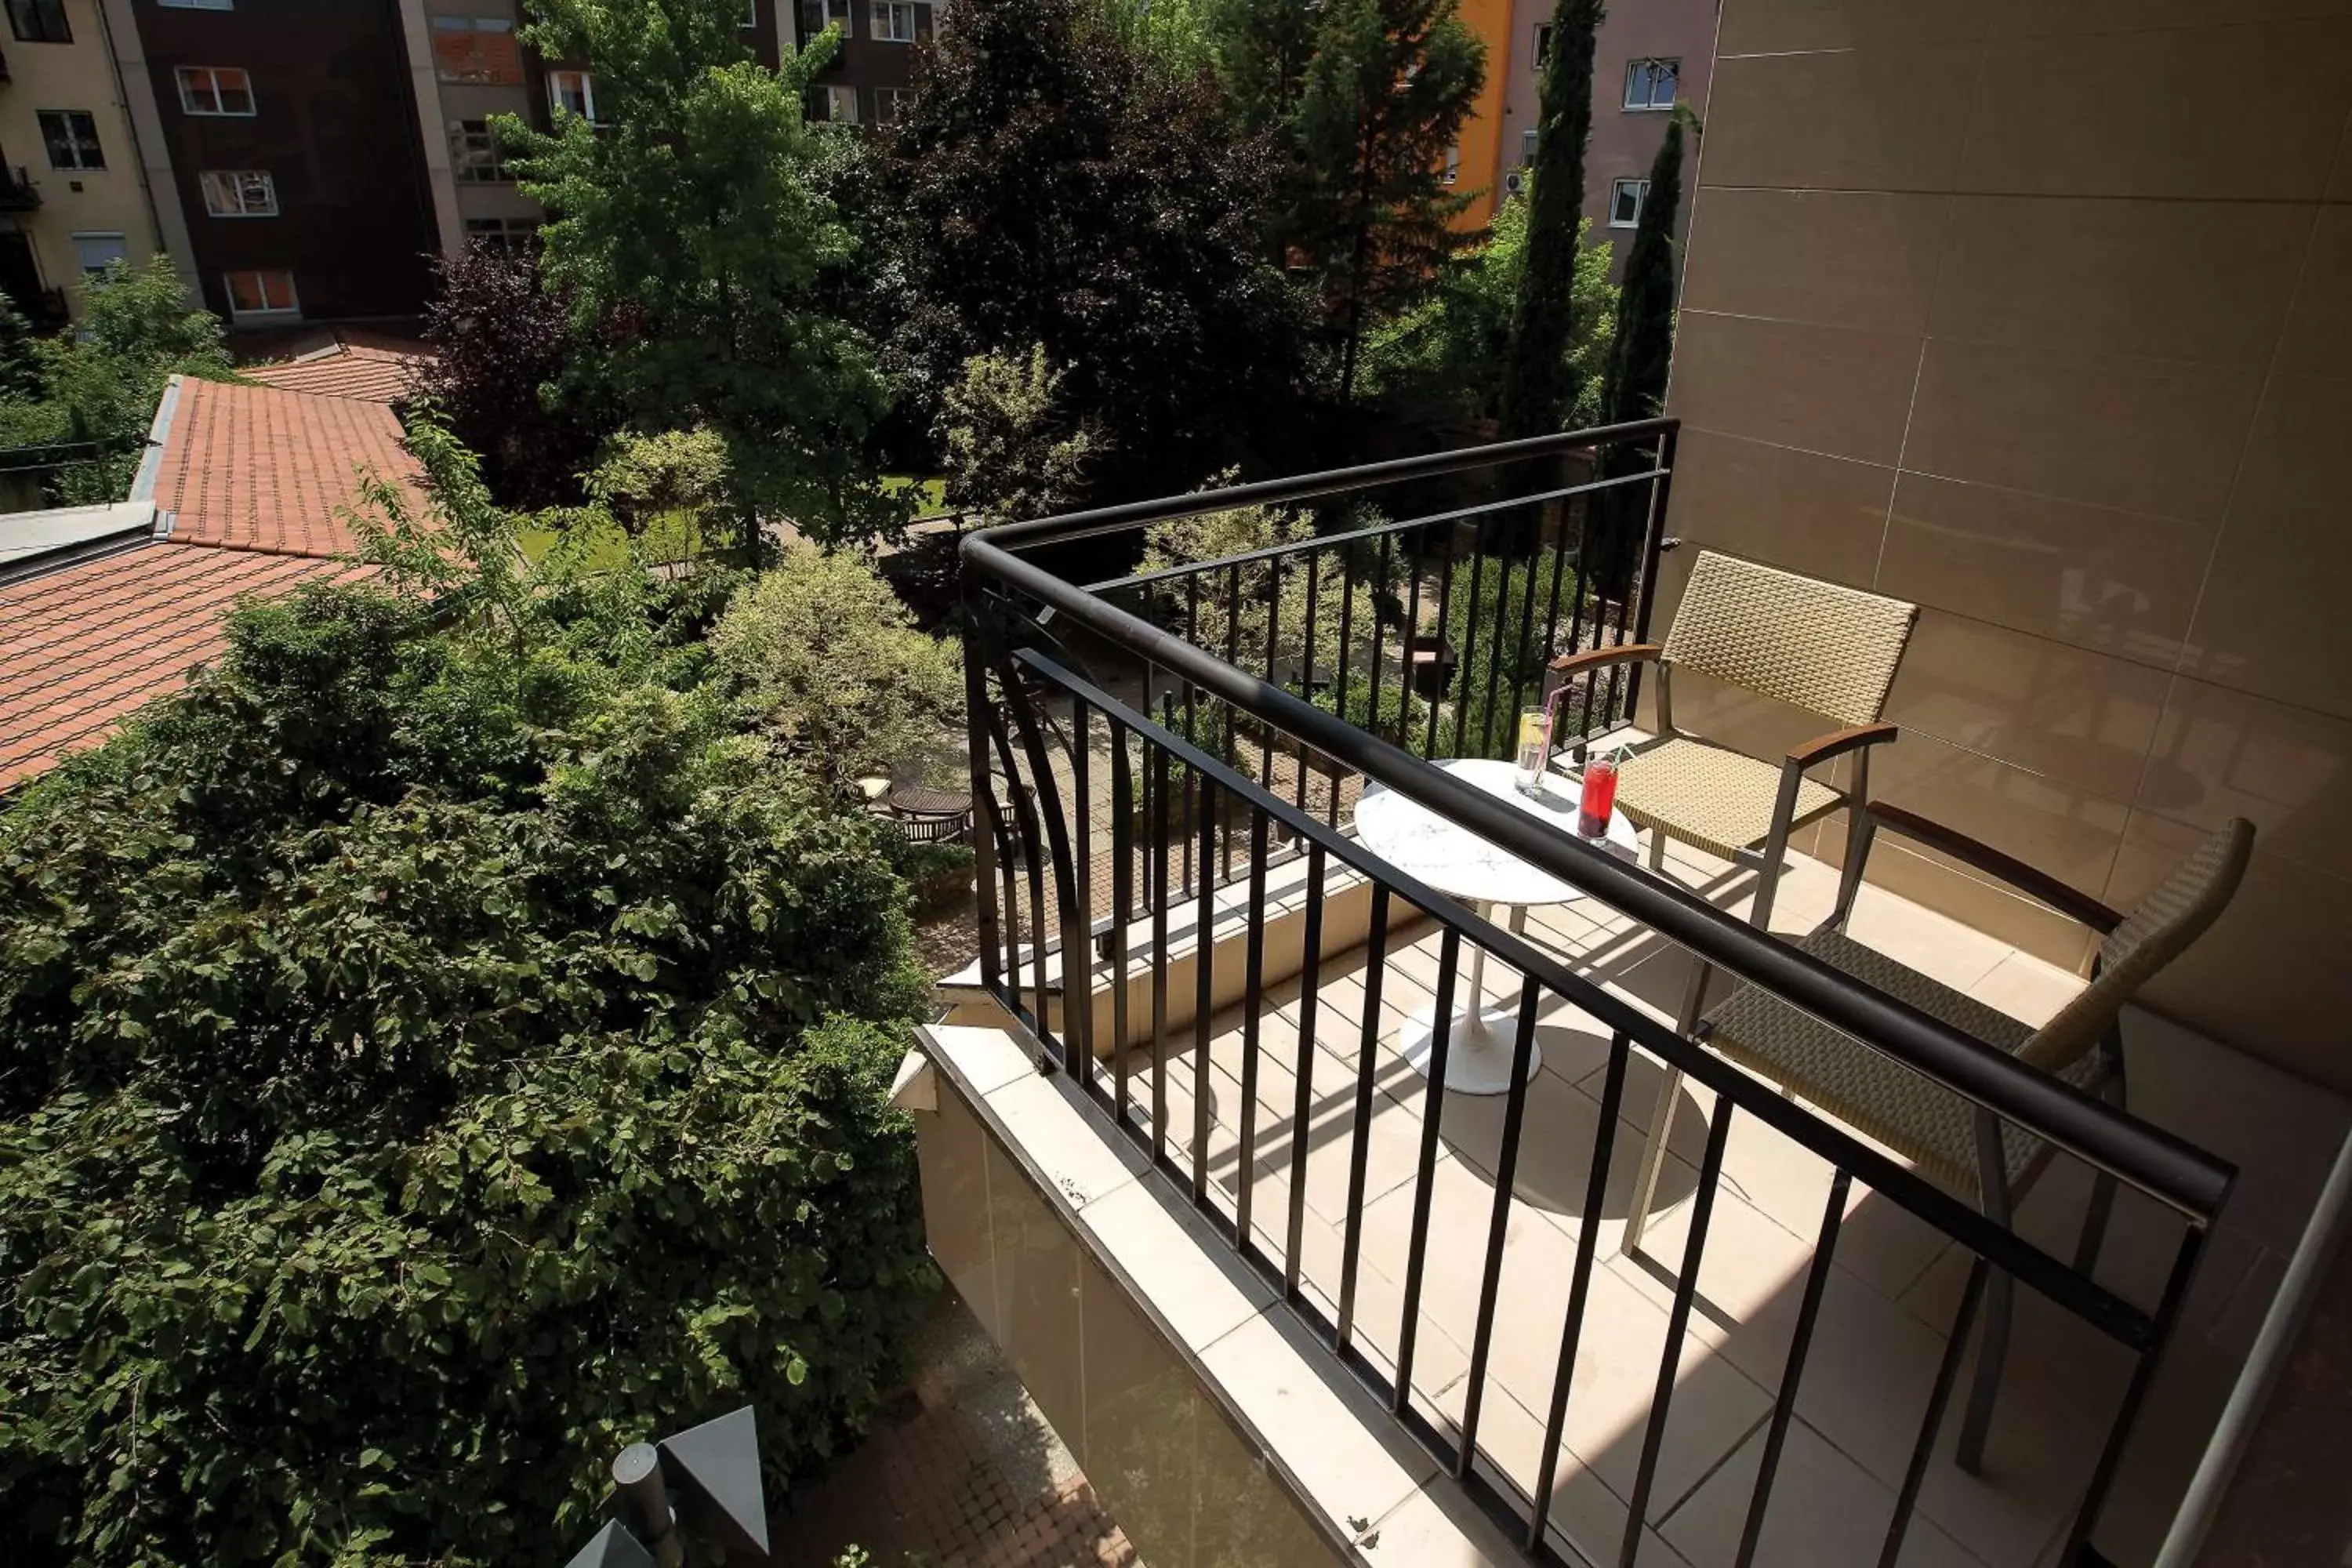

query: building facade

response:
[1495,0,1718,270]
[0,0,165,322]
[794,0,935,129]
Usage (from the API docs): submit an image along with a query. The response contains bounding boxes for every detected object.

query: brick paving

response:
[776,1296,1142,1568]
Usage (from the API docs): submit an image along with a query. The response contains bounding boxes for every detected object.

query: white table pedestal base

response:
[1399,1001,1541,1095]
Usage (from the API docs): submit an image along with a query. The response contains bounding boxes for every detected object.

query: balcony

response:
[0,166,38,211]
[908,426,2351,1568]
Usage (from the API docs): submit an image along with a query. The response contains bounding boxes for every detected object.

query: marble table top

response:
[1354,757,1640,907]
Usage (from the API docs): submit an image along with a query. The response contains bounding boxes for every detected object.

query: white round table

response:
[1352,757,1642,1094]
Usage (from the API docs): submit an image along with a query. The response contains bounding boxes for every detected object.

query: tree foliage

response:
[418,242,615,509]
[0,257,234,501]
[0,534,939,1565]
[1361,197,1615,430]
[886,0,1307,503]
[1497,0,1602,437]
[506,0,899,547]
[936,344,1105,521]
[1601,108,1689,426]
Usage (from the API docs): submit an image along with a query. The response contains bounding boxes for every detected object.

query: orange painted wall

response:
[1448,0,1516,230]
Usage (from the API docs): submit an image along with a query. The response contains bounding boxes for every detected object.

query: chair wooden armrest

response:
[1786,723,1899,771]
[1548,642,1664,677]
[1864,801,2126,933]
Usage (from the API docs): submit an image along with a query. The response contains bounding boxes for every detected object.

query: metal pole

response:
[612,1444,684,1568]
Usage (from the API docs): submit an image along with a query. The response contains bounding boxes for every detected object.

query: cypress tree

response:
[1592,107,1693,601]
[1494,0,1602,438]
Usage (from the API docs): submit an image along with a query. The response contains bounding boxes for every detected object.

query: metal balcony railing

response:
[0,166,38,211]
[957,422,2234,1566]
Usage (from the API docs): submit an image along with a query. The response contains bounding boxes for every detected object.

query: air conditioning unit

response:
[1504,169,1526,195]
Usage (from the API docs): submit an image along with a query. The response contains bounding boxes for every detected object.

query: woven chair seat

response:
[1701,931,2098,1196]
[1612,738,1842,862]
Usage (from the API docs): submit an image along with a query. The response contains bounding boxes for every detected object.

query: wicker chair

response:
[1624,804,2254,1474]
[1550,550,1919,931]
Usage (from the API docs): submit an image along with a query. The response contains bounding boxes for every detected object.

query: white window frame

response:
[1622,56,1678,111]
[176,65,256,118]
[1441,142,1460,186]
[817,83,858,124]
[223,268,298,320]
[547,68,598,124]
[741,0,758,26]
[873,85,916,124]
[448,118,510,183]
[38,109,103,171]
[71,231,128,276]
[1519,129,1537,166]
[158,0,234,9]
[1609,177,1649,228]
[201,169,277,218]
[870,0,916,42]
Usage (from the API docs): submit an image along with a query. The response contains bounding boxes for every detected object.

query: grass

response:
[882,474,949,517]
[516,509,707,570]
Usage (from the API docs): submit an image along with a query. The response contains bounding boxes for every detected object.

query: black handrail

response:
[960,424,2231,1226]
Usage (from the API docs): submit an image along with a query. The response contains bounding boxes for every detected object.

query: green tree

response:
[505,0,899,549]
[1207,0,1322,135]
[887,0,1307,502]
[1589,108,1692,600]
[935,344,1106,521]
[0,566,937,1566]
[1360,195,1616,430]
[1287,0,1485,408]
[1496,0,1602,437]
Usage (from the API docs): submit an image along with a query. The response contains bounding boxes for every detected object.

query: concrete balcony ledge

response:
[911,1019,1526,1568]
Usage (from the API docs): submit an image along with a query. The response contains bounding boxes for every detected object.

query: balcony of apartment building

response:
[894,9,2352,1566]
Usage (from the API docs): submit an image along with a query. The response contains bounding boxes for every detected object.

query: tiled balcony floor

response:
[1097,837,2348,1568]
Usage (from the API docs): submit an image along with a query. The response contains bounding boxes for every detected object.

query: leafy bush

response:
[1439,545,1594,760]
[0,577,937,1567]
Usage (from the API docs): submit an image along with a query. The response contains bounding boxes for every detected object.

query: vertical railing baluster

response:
[1478,535,1516,760]
[1504,503,1547,737]
[1184,579,1200,898]
[1260,564,1280,798]
[1370,532,1394,750]
[1393,924,1461,1407]
[1192,775,1218,1207]
[1068,698,1094,1091]
[1530,1035,1630,1550]
[1150,728,1173,1167]
[1329,543,1358,829]
[1335,886,1391,1354]
[1394,532,1426,752]
[1284,843,1327,1301]
[1538,495,1572,673]
[1619,1096,1734,1568]
[1221,563,1243,885]
[1457,979,1544,1475]
[1451,537,1486,758]
[1235,809,1272,1249]
[964,597,1004,996]
[1296,551,1319,815]
[1424,543,1457,760]
[1735,1171,1853,1568]
[1109,716,1134,1126]
[1879,1259,1990,1568]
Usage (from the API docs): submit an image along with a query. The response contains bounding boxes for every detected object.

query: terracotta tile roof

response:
[244,341,426,405]
[0,543,364,787]
[154,378,426,558]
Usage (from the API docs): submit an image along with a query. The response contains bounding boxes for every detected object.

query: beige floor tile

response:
[1973,951,2089,1027]
[1842,885,2016,993]
[1659,1420,1990,1568]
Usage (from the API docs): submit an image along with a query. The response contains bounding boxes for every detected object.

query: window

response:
[5,0,69,44]
[1441,142,1460,185]
[176,67,255,117]
[431,17,522,85]
[201,169,276,217]
[159,0,234,9]
[812,83,857,124]
[464,216,540,256]
[799,0,849,34]
[224,268,297,318]
[1519,129,1537,166]
[1533,24,1549,64]
[448,119,511,183]
[1609,177,1648,227]
[38,110,103,171]
[741,0,758,26]
[873,85,916,124]
[1623,56,1677,111]
[870,0,916,42]
[547,69,597,123]
[71,232,127,276]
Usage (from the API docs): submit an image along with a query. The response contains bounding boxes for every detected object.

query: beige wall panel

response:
[1700,44,1980,192]
[918,1082,1000,1339]
[1079,1268,1203,1564]
[2140,676,2352,884]
[1960,24,2352,201]
[1716,0,2034,56]
[1668,310,1922,465]
[2179,372,2352,720]
[1902,339,2262,523]
[1680,188,1949,336]
[984,1133,1085,1438]
[1864,728,2129,902]
[1878,472,2209,668]
[2276,205,2352,377]
[1667,429,1893,589]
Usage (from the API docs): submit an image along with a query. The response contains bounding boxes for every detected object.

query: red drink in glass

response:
[1579,757,1618,838]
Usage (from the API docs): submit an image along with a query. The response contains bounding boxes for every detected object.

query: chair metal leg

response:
[1647,827,1667,871]
[1621,1062,1682,1259]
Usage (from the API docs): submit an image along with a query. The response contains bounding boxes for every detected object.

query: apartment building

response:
[0,0,165,322]
[1496,0,1717,270]
[794,0,935,129]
